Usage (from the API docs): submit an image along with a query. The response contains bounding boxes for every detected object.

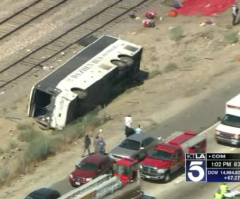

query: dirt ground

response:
[0,0,240,198]
[0,0,104,63]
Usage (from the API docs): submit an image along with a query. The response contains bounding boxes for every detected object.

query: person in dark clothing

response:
[125,127,136,137]
[82,135,91,157]
[125,115,132,137]
[232,2,239,26]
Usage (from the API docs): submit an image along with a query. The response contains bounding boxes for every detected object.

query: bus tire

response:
[71,88,87,99]
[111,60,128,70]
[119,56,134,67]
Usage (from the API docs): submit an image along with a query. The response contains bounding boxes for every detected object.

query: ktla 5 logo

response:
[186,161,206,182]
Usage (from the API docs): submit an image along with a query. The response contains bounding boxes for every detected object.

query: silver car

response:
[108,134,161,161]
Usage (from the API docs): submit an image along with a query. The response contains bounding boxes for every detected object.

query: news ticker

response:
[185,153,240,182]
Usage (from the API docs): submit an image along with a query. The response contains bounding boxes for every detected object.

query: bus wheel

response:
[71,88,87,99]
[111,60,127,70]
[118,55,134,67]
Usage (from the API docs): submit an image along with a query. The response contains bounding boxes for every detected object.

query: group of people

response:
[82,115,141,157]
[214,182,228,199]
[82,129,106,157]
[125,115,142,137]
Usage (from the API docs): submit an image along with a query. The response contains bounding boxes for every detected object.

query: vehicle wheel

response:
[71,88,87,99]
[163,172,171,183]
[111,60,128,70]
[118,56,134,67]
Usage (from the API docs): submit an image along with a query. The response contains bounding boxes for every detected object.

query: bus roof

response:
[34,35,142,93]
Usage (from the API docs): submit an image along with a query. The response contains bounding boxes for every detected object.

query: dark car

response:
[109,134,160,161]
[69,153,114,187]
[25,188,61,199]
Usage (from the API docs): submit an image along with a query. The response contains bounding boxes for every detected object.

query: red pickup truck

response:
[139,131,206,182]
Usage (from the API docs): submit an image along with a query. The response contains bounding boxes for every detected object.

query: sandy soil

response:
[0,0,239,198]
[0,0,37,20]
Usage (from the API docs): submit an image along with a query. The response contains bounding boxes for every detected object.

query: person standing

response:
[220,182,228,195]
[214,189,223,199]
[232,2,239,26]
[82,135,91,157]
[97,137,106,154]
[135,125,142,134]
[125,115,132,137]
[94,135,100,153]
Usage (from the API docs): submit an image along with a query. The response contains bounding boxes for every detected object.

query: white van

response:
[215,94,240,146]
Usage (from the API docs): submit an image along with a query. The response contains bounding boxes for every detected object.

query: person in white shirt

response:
[232,2,239,26]
[125,115,133,137]
[125,115,132,127]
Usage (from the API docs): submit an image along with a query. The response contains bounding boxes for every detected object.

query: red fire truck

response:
[139,131,206,182]
[106,157,153,199]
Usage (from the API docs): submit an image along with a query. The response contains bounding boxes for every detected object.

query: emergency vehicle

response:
[59,157,152,199]
[139,131,206,182]
[28,35,143,130]
[216,94,240,146]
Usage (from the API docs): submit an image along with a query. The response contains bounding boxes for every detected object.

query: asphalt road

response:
[51,76,240,195]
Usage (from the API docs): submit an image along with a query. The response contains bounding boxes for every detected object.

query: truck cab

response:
[140,143,184,182]
[139,131,206,182]
[216,94,240,146]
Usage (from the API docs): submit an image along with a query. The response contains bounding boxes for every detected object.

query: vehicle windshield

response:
[114,164,129,175]
[119,139,140,150]
[149,149,172,160]
[77,162,98,171]
[221,114,240,128]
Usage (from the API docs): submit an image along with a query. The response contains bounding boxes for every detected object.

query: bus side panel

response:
[78,49,143,113]
[64,49,143,125]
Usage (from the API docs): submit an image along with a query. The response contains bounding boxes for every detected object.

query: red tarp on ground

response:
[176,0,236,16]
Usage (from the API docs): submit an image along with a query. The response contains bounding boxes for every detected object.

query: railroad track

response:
[0,0,154,89]
[0,0,66,42]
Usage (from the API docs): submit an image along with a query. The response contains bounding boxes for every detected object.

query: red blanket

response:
[176,0,236,16]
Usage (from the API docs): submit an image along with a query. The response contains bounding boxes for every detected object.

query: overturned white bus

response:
[28,35,143,130]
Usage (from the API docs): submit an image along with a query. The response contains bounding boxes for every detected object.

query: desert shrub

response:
[224,30,238,44]
[9,139,18,149]
[59,109,103,143]
[47,135,65,153]
[0,166,9,185]
[17,124,43,142]
[169,26,184,41]
[164,62,178,72]
[83,113,103,128]
[60,122,85,143]
[23,135,60,165]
